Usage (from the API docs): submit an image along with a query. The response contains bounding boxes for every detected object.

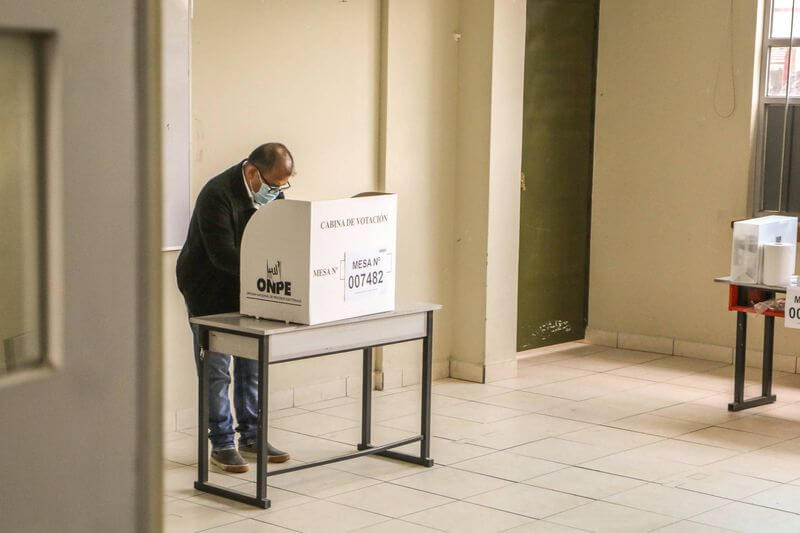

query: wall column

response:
[451,0,526,383]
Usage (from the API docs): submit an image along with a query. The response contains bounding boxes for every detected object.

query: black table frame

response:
[193,311,435,509]
[727,283,777,412]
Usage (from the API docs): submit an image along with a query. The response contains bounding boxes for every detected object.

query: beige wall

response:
[190,0,380,200]
[452,0,493,375]
[588,1,800,354]
[451,0,526,382]
[164,0,527,422]
[379,0,459,386]
[485,0,526,367]
[165,0,381,424]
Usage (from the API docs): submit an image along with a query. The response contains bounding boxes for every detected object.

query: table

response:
[189,303,440,509]
[715,276,784,411]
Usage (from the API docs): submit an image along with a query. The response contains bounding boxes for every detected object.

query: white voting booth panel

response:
[240,193,397,325]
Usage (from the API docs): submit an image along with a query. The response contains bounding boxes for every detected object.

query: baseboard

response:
[585,329,800,374]
[674,340,732,363]
[618,332,674,355]
[373,359,451,390]
[448,357,518,384]
[584,328,618,348]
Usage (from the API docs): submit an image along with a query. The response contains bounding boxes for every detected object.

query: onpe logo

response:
[257,260,292,296]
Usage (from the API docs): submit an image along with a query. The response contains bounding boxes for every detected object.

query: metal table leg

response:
[194,331,271,509]
[356,312,435,467]
[255,336,271,507]
[196,326,209,485]
[358,347,373,450]
[728,307,777,412]
[419,311,433,465]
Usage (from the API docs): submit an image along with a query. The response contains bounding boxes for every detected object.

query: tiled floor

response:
[164,342,800,532]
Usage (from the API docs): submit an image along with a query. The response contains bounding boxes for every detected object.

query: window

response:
[0,31,49,377]
[758,0,800,213]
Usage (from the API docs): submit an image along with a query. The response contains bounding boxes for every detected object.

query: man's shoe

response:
[210,447,249,473]
[239,441,291,463]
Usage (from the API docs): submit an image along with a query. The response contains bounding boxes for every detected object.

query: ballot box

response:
[730,215,797,284]
[240,192,397,325]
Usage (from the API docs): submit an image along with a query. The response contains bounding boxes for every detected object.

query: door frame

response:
[136,0,164,530]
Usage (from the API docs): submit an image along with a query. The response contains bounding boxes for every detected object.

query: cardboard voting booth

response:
[240,193,397,325]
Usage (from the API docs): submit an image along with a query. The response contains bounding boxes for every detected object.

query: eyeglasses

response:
[256,167,292,192]
[269,181,291,192]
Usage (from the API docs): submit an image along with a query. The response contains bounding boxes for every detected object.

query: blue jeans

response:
[191,323,259,450]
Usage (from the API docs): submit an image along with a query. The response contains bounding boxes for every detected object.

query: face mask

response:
[250,164,285,206]
[253,182,281,206]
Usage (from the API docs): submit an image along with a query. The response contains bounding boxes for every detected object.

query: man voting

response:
[177,143,292,473]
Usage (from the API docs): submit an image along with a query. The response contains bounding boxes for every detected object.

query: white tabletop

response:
[714,276,788,292]
[190,303,442,336]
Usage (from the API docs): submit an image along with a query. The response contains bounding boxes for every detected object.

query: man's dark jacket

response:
[176,161,281,317]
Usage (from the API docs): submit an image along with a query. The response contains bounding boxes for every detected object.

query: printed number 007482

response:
[347,270,384,289]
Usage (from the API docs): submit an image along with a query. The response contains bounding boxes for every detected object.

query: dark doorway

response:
[517,0,599,351]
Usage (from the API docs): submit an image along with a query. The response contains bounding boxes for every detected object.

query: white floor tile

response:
[380,413,486,440]
[391,465,512,499]
[320,424,416,447]
[713,450,800,483]
[547,501,675,533]
[603,483,729,519]
[393,436,494,466]
[525,467,646,499]
[164,465,242,499]
[558,426,663,452]
[493,365,595,390]
[163,499,242,533]
[652,521,735,532]
[550,348,666,372]
[431,379,511,400]
[745,484,800,514]
[258,500,386,533]
[580,449,696,482]
[200,519,296,532]
[718,414,800,439]
[185,483,313,519]
[436,401,529,423]
[165,434,200,466]
[676,426,781,452]
[326,455,434,481]
[692,502,800,532]
[526,374,651,401]
[328,483,453,518]
[662,469,781,500]
[265,466,380,498]
[509,437,618,465]
[501,520,589,533]
[466,483,591,519]
[607,413,710,438]
[610,357,728,383]
[538,397,655,424]
[404,501,532,533]
[350,520,444,533]
[649,403,746,425]
[263,428,355,462]
[474,390,576,413]
[450,451,565,482]
[631,439,740,466]
[465,414,590,449]
[270,411,359,436]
